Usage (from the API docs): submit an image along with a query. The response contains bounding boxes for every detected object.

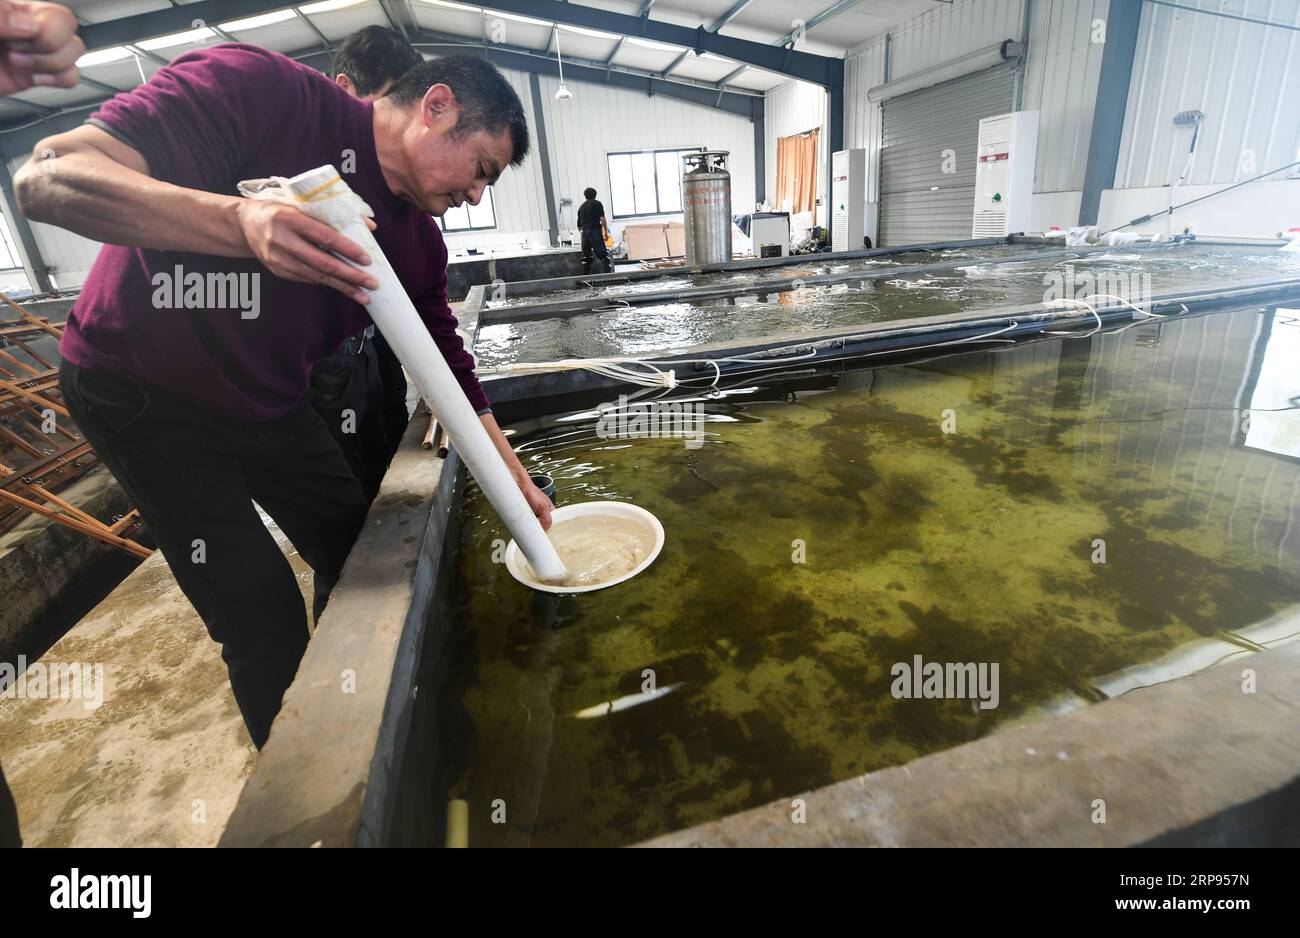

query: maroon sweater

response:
[60,43,490,420]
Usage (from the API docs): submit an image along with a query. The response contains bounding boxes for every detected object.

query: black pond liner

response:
[477,239,1191,323]
[482,274,1300,422]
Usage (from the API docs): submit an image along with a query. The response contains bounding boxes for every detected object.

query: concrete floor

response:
[0,510,309,847]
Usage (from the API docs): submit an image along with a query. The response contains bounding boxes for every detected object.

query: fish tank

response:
[432,300,1300,847]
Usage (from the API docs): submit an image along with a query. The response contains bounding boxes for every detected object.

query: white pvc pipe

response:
[272,165,566,581]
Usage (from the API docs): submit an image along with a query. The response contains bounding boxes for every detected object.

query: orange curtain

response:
[775,128,819,215]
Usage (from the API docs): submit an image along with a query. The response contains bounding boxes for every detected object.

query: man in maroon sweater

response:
[14,44,551,749]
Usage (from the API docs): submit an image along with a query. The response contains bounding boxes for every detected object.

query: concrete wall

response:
[0,298,140,662]
[220,294,490,847]
[643,638,1300,847]
[0,468,136,664]
[220,403,465,847]
[1099,179,1300,240]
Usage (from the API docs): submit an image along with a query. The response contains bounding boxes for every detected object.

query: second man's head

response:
[331,25,422,101]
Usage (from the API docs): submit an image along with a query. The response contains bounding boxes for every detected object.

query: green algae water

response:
[475,244,1300,367]
[437,303,1300,847]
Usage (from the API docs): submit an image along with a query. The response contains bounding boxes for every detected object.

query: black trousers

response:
[580,227,613,274]
[372,333,409,461]
[309,333,389,501]
[60,360,369,749]
[0,761,18,847]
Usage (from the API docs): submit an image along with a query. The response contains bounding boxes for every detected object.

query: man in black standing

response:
[577,186,613,274]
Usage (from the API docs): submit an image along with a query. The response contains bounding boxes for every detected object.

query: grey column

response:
[0,157,54,294]
[825,58,845,246]
[527,71,560,247]
[1078,0,1143,226]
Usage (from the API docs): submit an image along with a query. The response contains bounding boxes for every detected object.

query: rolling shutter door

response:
[879,63,1017,247]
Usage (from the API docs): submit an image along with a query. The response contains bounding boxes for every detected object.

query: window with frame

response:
[438,187,497,232]
[0,212,25,271]
[606,147,703,219]
[0,211,30,293]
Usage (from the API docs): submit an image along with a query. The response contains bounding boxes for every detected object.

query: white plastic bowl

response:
[505,501,665,594]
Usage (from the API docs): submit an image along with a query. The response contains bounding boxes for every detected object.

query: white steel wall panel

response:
[1020,0,1109,192]
[1116,0,1300,188]
[536,72,757,236]
[886,0,1025,79]
[763,79,828,217]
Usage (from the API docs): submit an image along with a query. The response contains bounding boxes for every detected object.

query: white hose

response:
[483,318,1023,402]
[486,288,1170,394]
[1043,292,1167,338]
[240,165,566,581]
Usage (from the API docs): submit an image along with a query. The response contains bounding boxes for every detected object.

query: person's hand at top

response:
[0,1,82,95]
